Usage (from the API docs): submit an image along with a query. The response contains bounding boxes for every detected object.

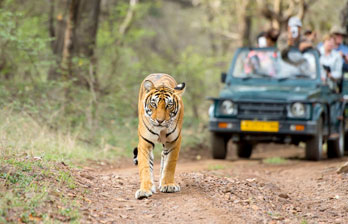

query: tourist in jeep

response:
[319,35,343,82]
[278,17,313,52]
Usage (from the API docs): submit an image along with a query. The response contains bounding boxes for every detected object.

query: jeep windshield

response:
[232,48,318,80]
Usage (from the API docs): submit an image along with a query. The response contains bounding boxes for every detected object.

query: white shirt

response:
[319,46,343,80]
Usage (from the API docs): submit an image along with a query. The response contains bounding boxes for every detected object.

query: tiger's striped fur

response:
[134,73,185,199]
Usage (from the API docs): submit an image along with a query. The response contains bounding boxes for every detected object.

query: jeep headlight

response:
[220,100,237,115]
[288,102,309,118]
[209,104,214,118]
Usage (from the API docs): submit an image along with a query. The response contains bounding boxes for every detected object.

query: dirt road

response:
[76,145,348,223]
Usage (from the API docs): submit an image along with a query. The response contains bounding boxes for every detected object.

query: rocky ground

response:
[73,144,348,224]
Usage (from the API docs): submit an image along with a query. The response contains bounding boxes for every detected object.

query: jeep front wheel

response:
[211,133,229,159]
[236,142,253,159]
[305,118,323,161]
[327,121,344,158]
[345,132,348,155]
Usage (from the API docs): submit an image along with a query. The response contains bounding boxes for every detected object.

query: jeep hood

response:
[220,84,320,101]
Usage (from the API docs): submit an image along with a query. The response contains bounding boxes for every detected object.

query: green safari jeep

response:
[209,47,348,161]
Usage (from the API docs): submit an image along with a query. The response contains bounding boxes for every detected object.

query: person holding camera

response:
[319,34,343,90]
[277,17,314,67]
[277,17,313,52]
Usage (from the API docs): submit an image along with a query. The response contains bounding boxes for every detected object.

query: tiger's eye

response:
[150,100,156,107]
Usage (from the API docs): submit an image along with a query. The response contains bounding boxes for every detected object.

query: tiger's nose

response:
[157,119,164,124]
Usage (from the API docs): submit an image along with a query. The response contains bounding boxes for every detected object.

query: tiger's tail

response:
[133,147,138,165]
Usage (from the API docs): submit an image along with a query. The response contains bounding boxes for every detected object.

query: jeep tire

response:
[305,118,323,161]
[345,132,348,155]
[327,121,344,158]
[236,142,253,159]
[211,133,228,159]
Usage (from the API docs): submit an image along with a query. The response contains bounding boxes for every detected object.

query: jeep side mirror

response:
[221,72,227,83]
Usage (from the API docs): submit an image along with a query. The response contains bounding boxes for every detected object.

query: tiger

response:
[133,73,185,199]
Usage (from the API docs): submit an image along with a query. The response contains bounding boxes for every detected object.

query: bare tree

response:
[239,0,253,46]
[48,0,101,86]
[257,0,317,31]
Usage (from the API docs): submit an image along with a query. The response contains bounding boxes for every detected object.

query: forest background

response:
[0,0,347,163]
[2,0,348,222]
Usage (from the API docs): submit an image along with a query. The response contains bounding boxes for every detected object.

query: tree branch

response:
[283,0,296,20]
[48,0,55,49]
[215,30,240,40]
[118,0,138,36]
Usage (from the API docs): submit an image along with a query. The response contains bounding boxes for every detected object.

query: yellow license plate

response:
[240,120,279,132]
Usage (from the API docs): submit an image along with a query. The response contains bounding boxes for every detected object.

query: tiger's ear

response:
[144,80,155,92]
[174,82,185,96]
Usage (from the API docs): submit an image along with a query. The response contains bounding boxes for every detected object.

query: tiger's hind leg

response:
[135,137,156,199]
[159,135,181,193]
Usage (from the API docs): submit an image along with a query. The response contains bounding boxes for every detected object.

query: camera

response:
[323,65,331,73]
[290,26,299,38]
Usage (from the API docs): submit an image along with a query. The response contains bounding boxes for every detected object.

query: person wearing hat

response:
[330,25,348,72]
[277,16,313,65]
[277,16,313,51]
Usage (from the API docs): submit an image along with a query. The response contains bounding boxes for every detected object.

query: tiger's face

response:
[143,80,185,128]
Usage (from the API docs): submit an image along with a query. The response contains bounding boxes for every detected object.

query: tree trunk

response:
[272,0,281,30]
[48,0,101,130]
[61,0,79,77]
[239,0,252,47]
[48,0,101,84]
[241,15,252,47]
[48,0,68,79]
[341,0,348,35]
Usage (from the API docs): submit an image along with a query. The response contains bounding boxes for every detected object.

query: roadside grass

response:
[0,108,131,222]
[262,157,289,165]
[0,107,207,163]
[0,107,136,165]
[301,219,308,224]
[0,107,207,222]
[208,164,226,170]
[0,155,80,223]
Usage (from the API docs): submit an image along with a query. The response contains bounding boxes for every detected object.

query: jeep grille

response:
[237,102,286,119]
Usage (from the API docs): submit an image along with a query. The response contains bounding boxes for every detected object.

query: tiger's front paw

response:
[135,189,152,199]
[159,184,181,193]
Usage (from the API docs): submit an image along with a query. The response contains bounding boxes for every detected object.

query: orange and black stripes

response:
[134,73,185,199]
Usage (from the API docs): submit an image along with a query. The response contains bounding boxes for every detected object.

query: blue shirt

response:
[337,44,348,71]
[336,44,348,53]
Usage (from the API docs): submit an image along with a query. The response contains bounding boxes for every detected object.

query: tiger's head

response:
[143,80,185,128]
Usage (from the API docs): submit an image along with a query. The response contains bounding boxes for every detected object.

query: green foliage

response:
[208,164,226,170]
[174,47,221,118]
[0,156,80,222]
[263,157,289,165]
[0,0,343,166]
[301,219,308,224]
[0,2,53,80]
[0,0,344,222]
